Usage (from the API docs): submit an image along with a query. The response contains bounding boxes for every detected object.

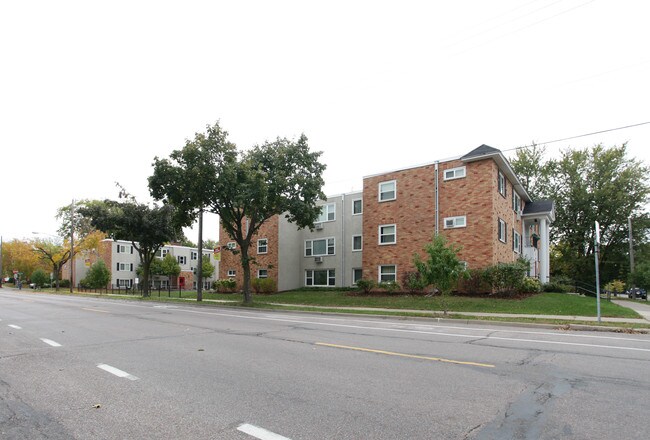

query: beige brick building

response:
[219,145,554,291]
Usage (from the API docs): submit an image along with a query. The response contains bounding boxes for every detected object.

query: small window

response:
[378,180,396,202]
[379,265,397,283]
[227,269,236,277]
[316,203,336,222]
[379,224,396,245]
[498,171,506,197]
[352,235,363,251]
[177,256,186,265]
[352,198,363,215]
[444,216,466,229]
[305,238,335,257]
[257,238,268,254]
[257,269,268,279]
[513,193,521,213]
[226,242,236,250]
[498,218,507,243]
[352,268,363,285]
[305,269,336,287]
[513,230,522,254]
[191,251,198,260]
[444,166,466,181]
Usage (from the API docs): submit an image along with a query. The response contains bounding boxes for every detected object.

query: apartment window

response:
[161,248,169,258]
[116,244,133,254]
[498,218,507,243]
[305,238,335,257]
[378,180,396,202]
[352,198,363,215]
[513,192,521,213]
[177,256,186,265]
[316,203,336,222]
[352,268,363,285]
[117,279,132,287]
[379,224,396,245]
[257,269,268,279]
[226,242,236,250]
[116,262,134,272]
[352,235,363,251]
[444,166,466,181]
[257,238,268,254]
[513,230,522,254]
[444,216,466,229]
[498,171,506,197]
[379,265,397,283]
[191,251,198,260]
[305,269,336,287]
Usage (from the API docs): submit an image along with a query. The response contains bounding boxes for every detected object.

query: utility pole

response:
[628,216,635,274]
[70,199,74,293]
[0,235,3,288]
[594,221,601,322]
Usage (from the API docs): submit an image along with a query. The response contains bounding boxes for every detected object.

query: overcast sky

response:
[1,0,648,244]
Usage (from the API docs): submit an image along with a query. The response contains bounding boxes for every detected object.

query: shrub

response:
[542,280,571,293]
[378,281,401,293]
[251,278,277,294]
[457,269,491,294]
[482,260,528,296]
[356,279,375,294]
[31,269,49,288]
[214,279,237,293]
[519,277,542,293]
[80,261,111,289]
[402,271,425,293]
[58,279,71,288]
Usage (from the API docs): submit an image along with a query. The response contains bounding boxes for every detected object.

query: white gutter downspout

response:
[341,194,346,287]
[435,161,439,235]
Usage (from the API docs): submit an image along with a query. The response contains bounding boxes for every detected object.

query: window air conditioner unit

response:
[315,223,323,230]
[314,256,323,263]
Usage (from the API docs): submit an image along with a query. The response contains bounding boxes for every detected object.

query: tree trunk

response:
[142,258,151,297]
[197,209,203,302]
[241,242,252,304]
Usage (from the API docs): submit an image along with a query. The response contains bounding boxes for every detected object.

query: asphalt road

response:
[1,290,649,439]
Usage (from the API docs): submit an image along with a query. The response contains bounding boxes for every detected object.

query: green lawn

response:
[243,290,641,318]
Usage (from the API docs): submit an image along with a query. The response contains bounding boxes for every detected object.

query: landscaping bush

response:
[378,281,401,293]
[482,260,528,296]
[214,279,237,293]
[402,271,425,293]
[519,277,542,294]
[542,280,571,293]
[80,261,111,289]
[355,279,375,294]
[251,278,277,294]
[456,268,491,295]
[58,279,70,288]
[604,279,625,294]
[31,269,49,288]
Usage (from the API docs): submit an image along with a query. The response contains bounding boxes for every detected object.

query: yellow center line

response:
[315,342,495,368]
[82,307,110,314]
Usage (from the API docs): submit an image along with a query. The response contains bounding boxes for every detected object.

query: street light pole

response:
[70,199,75,293]
[594,221,601,322]
[628,216,635,274]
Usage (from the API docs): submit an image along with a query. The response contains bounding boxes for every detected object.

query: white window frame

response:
[226,242,236,250]
[513,230,522,254]
[378,265,397,283]
[513,192,521,213]
[352,268,363,285]
[177,256,186,265]
[444,216,466,229]
[257,238,268,254]
[305,237,335,257]
[352,235,363,251]
[352,198,363,215]
[378,180,396,202]
[227,269,236,277]
[257,269,268,279]
[378,224,396,245]
[498,218,507,243]
[305,269,336,287]
[190,251,198,260]
[498,171,506,197]
[443,166,466,181]
[116,262,133,272]
[316,203,336,223]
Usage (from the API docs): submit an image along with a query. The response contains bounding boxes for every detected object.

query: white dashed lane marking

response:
[8,324,22,329]
[40,338,62,347]
[97,364,139,381]
[237,423,292,440]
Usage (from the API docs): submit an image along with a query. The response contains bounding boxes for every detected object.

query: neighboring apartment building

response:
[63,239,219,289]
[219,144,554,290]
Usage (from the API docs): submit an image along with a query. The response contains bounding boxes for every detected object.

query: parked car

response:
[627,287,647,300]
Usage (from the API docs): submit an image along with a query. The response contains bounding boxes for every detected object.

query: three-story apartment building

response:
[219,145,554,290]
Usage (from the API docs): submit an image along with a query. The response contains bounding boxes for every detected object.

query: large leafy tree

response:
[149,122,235,301]
[511,143,650,284]
[1,239,47,281]
[32,238,73,291]
[79,198,182,297]
[80,260,111,289]
[213,133,326,304]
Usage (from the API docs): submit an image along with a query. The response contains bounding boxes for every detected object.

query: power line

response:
[506,121,650,153]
